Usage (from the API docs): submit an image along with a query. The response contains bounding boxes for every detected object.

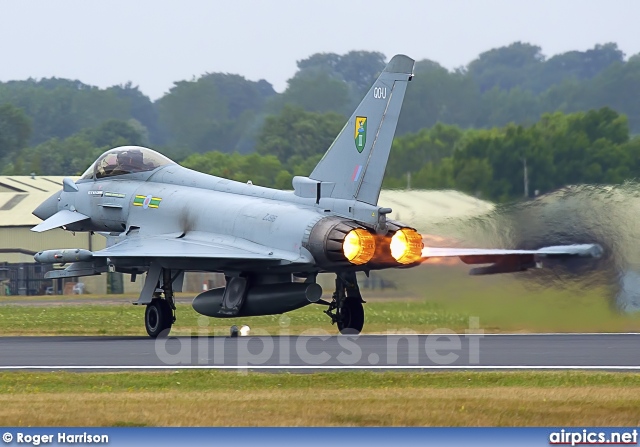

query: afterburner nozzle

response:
[390,228,423,264]
[343,228,376,265]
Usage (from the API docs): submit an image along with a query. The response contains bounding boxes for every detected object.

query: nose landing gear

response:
[144,268,177,338]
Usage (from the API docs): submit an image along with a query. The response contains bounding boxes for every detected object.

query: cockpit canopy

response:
[81,146,176,180]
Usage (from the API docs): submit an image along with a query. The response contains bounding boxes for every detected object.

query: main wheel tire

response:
[145,299,173,338]
[337,298,364,335]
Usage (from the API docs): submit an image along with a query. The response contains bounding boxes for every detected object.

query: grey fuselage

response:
[45,164,404,274]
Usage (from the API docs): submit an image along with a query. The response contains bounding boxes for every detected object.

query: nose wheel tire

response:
[145,299,173,338]
[338,298,364,335]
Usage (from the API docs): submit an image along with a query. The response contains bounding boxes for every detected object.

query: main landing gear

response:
[324,272,365,335]
[139,267,366,337]
[144,268,176,338]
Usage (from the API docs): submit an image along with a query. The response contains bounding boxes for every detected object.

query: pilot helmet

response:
[117,149,143,166]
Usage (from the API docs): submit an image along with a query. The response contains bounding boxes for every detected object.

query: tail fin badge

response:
[354,116,367,153]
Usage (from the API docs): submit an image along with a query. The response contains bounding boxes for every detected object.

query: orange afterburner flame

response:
[343,228,376,265]
[390,228,424,264]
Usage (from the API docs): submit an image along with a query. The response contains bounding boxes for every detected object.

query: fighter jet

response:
[31,55,602,337]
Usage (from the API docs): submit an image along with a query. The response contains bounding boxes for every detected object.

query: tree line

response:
[0,43,639,202]
[180,106,640,202]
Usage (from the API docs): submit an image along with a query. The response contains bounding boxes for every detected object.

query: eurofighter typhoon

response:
[31,55,602,337]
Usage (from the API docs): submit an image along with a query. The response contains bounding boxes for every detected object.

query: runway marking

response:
[1,333,639,340]
[1,365,640,371]
[476,332,640,336]
[368,333,640,336]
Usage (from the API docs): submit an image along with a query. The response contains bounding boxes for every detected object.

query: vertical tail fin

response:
[309,54,414,205]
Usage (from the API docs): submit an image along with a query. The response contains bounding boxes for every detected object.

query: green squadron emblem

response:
[354,116,367,153]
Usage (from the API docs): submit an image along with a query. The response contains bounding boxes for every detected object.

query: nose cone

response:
[33,191,61,221]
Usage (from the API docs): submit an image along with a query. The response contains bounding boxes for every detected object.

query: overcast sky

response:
[1,0,638,99]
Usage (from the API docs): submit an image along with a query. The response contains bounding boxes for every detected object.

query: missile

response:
[34,249,94,264]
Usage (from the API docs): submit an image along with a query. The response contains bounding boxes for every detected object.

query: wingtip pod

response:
[384,54,415,74]
[537,243,604,259]
[580,243,604,258]
[591,244,604,258]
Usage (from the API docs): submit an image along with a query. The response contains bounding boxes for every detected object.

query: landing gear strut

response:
[325,272,365,335]
[144,268,177,338]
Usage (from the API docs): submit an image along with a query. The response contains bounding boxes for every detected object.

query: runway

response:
[0,333,639,370]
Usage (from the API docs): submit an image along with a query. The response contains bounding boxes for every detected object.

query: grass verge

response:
[0,301,473,336]
[1,291,640,336]
[1,371,639,426]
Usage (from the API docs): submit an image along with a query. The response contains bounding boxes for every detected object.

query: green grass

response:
[1,264,639,335]
[2,370,640,393]
[1,284,639,335]
[0,301,472,336]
